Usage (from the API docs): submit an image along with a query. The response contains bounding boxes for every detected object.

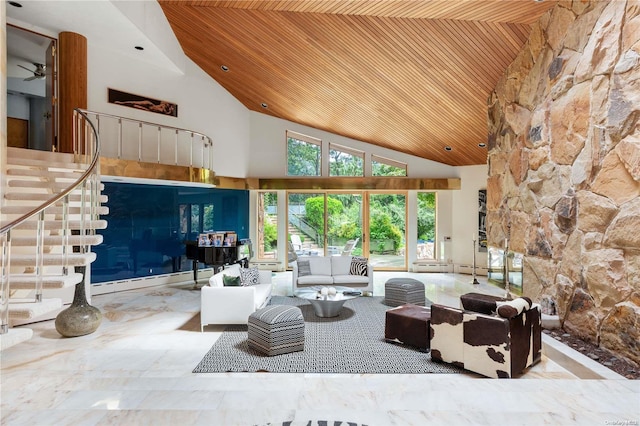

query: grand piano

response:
[185,239,249,287]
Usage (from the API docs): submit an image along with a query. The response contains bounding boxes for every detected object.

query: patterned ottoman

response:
[384,278,425,307]
[385,304,431,351]
[248,305,305,356]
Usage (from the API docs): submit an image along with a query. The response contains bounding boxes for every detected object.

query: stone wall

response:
[487,0,640,365]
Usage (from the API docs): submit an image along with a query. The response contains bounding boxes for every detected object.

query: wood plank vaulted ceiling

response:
[158,0,557,166]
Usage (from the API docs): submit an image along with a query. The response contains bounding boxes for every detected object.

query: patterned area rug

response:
[193,296,462,374]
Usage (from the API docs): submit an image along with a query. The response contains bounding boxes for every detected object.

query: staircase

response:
[1,110,106,350]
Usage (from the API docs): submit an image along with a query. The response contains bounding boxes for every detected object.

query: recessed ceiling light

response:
[134,46,144,51]
[444,146,452,151]
[478,143,486,148]
[261,103,268,108]
[221,65,229,72]
[8,2,23,7]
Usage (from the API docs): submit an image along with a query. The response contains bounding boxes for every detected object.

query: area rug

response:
[193,296,462,374]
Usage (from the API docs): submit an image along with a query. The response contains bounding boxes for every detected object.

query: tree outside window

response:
[287,131,321,176]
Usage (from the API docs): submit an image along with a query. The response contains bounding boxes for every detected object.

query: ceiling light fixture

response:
[261,103,268,108]
[134,46,144,51]
[8,1,23,7]
[221,65,229,72]
[478,143,486,148]
[444,146,452,151]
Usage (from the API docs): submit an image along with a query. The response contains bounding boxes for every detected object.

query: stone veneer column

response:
[487,0,640,364]
[58,31,87,154]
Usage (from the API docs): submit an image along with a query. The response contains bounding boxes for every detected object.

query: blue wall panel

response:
[92,182,249,284]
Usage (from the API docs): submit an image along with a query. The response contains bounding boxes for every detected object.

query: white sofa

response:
[292,255,373,293]
[201,264,272,330]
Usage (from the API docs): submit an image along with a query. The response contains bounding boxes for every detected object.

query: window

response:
[417,192,436,260]
[287,131,321,176]
[257,192,278,259]
[372,155,407,176]
[329,143,364,176]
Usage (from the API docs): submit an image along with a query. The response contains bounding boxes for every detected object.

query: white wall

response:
[6,91,29,119]
[248,112,456,179]
[450,165,489,266]
[87,43,251,178]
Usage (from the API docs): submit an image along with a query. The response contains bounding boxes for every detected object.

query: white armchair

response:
[201,264,272,330]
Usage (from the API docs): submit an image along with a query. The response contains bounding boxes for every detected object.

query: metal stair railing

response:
[81,110,213,170]
[0,108,101,334]
[288,208,322,248]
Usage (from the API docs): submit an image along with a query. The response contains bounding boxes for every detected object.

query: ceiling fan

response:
[18,63,46,81]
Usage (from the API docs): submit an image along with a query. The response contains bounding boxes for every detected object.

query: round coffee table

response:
[294,286,361,318]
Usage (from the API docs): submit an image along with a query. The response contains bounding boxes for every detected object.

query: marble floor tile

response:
[1,271,638,426]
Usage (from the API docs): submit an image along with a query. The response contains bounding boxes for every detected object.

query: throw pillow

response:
[297,259,311,276]
[496,297,532,318]
[239,267,260,286]
[222,274,241,287]
[349,256,368,276]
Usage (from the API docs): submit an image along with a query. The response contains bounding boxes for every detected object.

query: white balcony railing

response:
[81,110,213,170]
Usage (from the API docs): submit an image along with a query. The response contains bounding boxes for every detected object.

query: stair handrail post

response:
[157,126,161,164]
[118,117,123,159]
[201,135,205,169]
[174,129,178,165]
[1,231,11,334]
[208,137,213,170]
[79,168,88,254]
[35,210,45,302]
[61,194,70,275]
[190,132,194,167]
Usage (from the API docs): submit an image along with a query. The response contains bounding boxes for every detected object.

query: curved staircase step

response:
[5,193,108,203]
[8,298,63,321]
[11,252,97,266]
[7,168,84,179]
[8,180,104,191]
[8,273,84,289]
[0,328,34,351]
[7,155,85,170]
[10,234,103,247]
[1,205,109,215]
[9,219,108,230]
[7,146,76,163]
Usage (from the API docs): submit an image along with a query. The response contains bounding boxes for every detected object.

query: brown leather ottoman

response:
[384,304,431,352]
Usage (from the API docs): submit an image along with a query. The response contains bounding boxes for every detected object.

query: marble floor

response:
[1,272,638,426]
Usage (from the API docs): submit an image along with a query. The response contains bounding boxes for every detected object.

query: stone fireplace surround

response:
[487,0,639,364]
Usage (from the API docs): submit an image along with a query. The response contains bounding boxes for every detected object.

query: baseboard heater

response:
[250,261,283,271]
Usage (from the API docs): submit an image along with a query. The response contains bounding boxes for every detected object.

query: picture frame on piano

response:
[224,232,237,247]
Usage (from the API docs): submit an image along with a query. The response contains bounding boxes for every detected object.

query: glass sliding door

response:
[326,193,363,256]
[288,192,325,256]
[416,192,437,260]
[367,193,406,269]
[257,192,277,259]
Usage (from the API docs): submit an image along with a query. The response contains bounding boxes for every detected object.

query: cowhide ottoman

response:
[385,304,431,351]
[384,278,425,307]
[248,305,305,356]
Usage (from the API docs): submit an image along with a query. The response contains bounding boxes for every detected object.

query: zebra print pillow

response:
[349,256,368,276]
[239,267,260,286]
